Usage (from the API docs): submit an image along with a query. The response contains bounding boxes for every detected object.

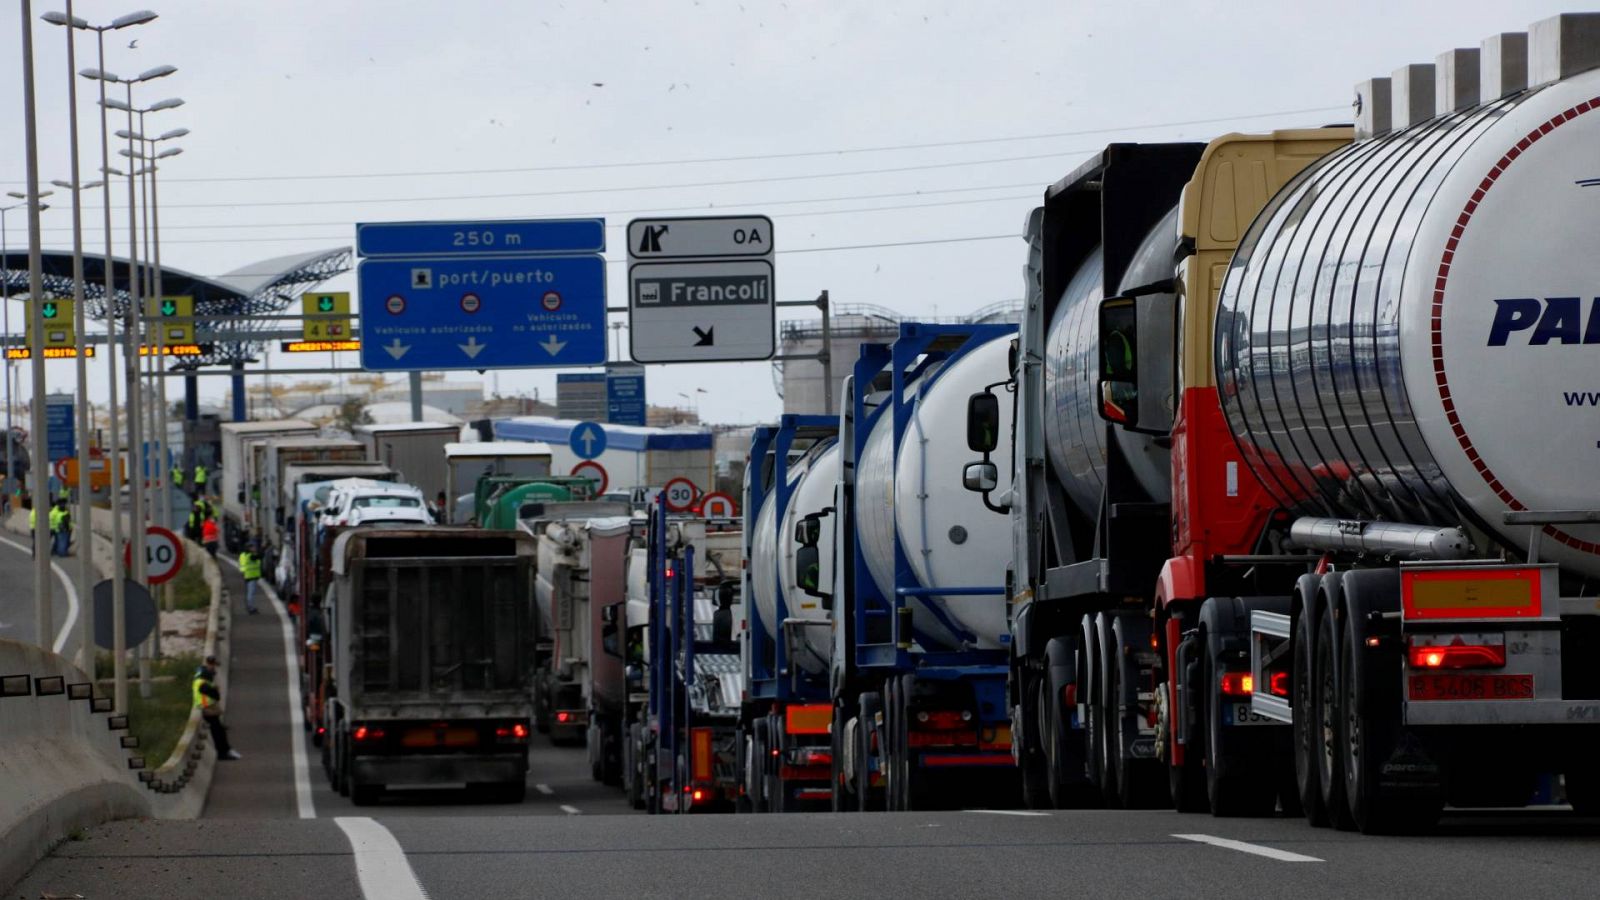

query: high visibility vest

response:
[58,487,69,501]
[172,466,184,486]
[192,675,213,710]
[28,509,35,529]
[240,552,262,580]
[194,466,208,486]
[48,506,66,532]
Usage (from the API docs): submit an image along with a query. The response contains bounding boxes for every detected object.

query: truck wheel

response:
[1017,672,1051,810]
[831,699,856,812]
[1293,600,1328,826]
[588,720,604,782]
[1204,627,1276,817]
[1340,570,1439,834]
[1077,617,1104,798]
[884,677,907,812]
[751,718,771,813]
[856,692,886,812]
[1043,643,1096,808]
[625,723,646,810]
[1091,614,1118,806]
[1314,600,1356,830]
[601,719,622,787]
[334,733,350,797]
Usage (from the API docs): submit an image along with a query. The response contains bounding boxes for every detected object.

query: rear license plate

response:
[1224,702,1273,726]
[1408,674,1534,701]
[401,726,480,748]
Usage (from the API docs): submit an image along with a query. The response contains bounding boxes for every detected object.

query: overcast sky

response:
[0,0,1586,424]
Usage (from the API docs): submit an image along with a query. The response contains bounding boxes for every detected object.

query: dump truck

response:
[321,526,538,805]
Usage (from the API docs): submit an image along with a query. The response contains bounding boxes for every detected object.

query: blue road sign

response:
[45,399,74,461]
[357,218,605,259]
[607,371,646,427]
[358,255,607,372]
[570,421,607,460]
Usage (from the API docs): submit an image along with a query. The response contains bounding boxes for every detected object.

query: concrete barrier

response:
[0,638,151,893]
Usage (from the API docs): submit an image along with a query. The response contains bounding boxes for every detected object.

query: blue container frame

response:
[742,415,838,706]
[846,322,1016,693]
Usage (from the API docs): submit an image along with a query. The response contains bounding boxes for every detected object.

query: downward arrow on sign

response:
[384,338,410,360]
[540,334,567,355]
[459,336,487,359]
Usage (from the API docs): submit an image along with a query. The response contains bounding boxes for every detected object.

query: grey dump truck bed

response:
[323,526,538,802]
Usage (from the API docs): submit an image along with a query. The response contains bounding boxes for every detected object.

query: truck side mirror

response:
[963,461,998,493]
[601,604,618,624]
[794,513,821,547]
[966,391,999,453]
[1097,296,1139,427]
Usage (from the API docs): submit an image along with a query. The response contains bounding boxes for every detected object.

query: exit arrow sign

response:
[41,302,57,319]
[160,299,177,316]
[317,296,335,312]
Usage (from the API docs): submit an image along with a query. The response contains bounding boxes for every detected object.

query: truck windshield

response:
[354,496,421,509]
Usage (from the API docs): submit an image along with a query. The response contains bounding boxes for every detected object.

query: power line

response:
[48,104,1345,186]
[80,150,1096,212]
[40,182,1043,233]
[146,193,1040,246]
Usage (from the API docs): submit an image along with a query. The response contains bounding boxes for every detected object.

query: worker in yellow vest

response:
[193,463,209,497]
[48,497,70,557]
[239,542,263,615]
[25,497,35,558]
[193,655,241,760]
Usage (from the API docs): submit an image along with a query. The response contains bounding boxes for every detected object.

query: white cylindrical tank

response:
[1217,67,1600,579]
[749,442,839,673]
[856,334,1014,651]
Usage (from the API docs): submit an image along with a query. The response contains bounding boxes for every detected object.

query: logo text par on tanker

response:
[1486,297,1600,346]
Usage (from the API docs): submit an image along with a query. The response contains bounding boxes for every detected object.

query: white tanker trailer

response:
[813,322,1020,812]
[965,12,1600,834]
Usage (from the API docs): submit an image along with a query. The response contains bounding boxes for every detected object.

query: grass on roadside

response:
[170,561,211,611]
[120,651,202,767]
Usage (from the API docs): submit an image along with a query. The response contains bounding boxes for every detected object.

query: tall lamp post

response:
[0,197,49,506]
[119,136,182,539]
[42,0,103,671]
[70,7,157,712]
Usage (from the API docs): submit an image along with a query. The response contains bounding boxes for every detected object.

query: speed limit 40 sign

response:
[124,525,185,585]
[661,477,699,512]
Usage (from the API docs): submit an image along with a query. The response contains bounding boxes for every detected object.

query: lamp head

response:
[111,11,159,29]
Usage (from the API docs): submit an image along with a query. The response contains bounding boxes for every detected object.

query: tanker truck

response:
[811,322,1019,812]
[963,14,1600,832]
[739,414,840,812]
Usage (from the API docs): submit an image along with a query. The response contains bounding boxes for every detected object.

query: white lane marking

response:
[335,817,430,900]
[559,804,581,815]
[0,534,80,655]
[965,809,1051,816]
[535,783,554,795]
[223,555,315,819]
[1173,833,1323,863]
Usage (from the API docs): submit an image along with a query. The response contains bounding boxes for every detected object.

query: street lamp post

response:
[73,7,156,713]
[17,0,55,649]
[43,0,103,672]
[0,198,49,508]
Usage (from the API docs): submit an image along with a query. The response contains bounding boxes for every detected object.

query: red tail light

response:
[1268,671,1289,697]
[556,711,571,724]
[691,788,705,802]
[1407,634,1506,670]
[1220,672,1254,696]
[316,725,326,735]
[495,723,531,741]
[352,725,385,742]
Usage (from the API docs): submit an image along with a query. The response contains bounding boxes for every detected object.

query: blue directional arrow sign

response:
[570,421,607,460]
[358,255,607,371]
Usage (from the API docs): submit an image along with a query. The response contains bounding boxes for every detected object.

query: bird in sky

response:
[127,39,138,48]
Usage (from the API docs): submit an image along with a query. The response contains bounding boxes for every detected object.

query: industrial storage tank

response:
[856,335,1014,651]
[748,442,840,673]
[1042,209,1180,519]
[1215,60,1600,580]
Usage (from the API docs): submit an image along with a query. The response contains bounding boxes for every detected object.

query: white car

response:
[322,481,433,528]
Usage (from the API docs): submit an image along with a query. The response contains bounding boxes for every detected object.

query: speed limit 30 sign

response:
[124,525,185,585]
[661,477,699,512]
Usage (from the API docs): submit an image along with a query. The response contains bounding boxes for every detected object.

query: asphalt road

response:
[0,523,78,656]
[17,557,1600,899]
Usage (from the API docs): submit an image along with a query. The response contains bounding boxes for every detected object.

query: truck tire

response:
[1340,570,1440,834]
[885,677,908,812]
[335,733,350,797]
[1202,630,1275,816]
[751,718,771,813]
[831,699,856,812]
[1314,593,1356,830]
[1043,639,1097,809]
[856,692,886,812]
[1078,616,1104,799]
[767,713,788,814]
[625,723,646,810]
[601,718,622,787]
[1017,670,1051,810]
[1293,587,1328,826]
[1167,630,1208,813]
